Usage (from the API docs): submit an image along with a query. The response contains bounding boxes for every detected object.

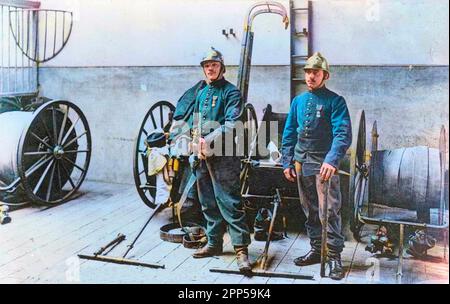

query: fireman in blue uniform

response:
[191,47,251,273]
[281,52,352,280]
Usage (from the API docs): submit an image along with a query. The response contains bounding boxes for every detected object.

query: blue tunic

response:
[281,86,352,169]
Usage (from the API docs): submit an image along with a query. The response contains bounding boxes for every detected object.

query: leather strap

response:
[159,222,203,244]
[182,226,207,249]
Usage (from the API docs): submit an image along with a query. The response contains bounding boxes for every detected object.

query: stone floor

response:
[0,181,448,284]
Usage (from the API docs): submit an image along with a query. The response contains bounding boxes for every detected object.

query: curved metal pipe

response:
[244,1,289,30]
[0,177,21,192]
[237,1,289,103]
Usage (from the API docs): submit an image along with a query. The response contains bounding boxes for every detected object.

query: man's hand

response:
[320,162,336,182]
[198,137,208,160]
[190,137,209,160]
[283,168,297,183]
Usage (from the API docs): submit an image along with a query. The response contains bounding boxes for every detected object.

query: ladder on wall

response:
[290,0,312,101]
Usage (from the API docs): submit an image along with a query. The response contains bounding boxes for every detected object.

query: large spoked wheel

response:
[349,110,367,240]
[17,100,91,205]
[240,103,258,194]
[133,101,175,209]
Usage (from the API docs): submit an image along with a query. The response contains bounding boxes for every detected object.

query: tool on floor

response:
[78,204,165,269]
[365,225,394,255]
[0,204,12,225]
[258,188,282,270]
[211,187,315,281]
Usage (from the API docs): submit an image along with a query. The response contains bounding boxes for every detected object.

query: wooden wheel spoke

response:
[33,159,55,195]
[159,106,164,128]
[38,115,54,145]
[60,160,76,189]
[25,155,53,178]
[62,156,86,173]
[30,132,53,150]
[46,162,57,201]
[58,105,69,145]
[56,162,63,196]
[64,150,90,154]
[52,107,59,145]
[24,151,52,156]
[61,116,80,146]
[150,112,157,129]
[63,131,87,149]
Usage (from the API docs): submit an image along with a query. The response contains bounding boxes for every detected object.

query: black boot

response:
[235,246,252,274]
[328,253,345,280]
[294,249,321,266]
[192,246,222,259]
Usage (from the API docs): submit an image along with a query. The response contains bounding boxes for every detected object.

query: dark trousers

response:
[195,157,251,248]
[295,163,345,253]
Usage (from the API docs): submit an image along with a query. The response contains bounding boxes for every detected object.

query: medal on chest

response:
[316,104,323,118]
[212,96,218,108]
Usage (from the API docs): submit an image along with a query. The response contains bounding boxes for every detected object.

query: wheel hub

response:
[53,145,65,159]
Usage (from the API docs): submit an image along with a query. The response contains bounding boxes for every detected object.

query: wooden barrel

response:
[369,146,442,222]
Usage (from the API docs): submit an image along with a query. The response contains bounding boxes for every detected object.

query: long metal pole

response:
[396,224,404,284]
[320,179,330,277]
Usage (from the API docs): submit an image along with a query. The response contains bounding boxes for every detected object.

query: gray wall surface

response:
[40,65,449,184]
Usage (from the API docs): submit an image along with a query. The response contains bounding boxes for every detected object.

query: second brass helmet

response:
[303,52,330,74]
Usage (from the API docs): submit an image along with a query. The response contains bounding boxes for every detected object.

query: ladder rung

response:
[294,32,308,37]
[292,7,308,11]
[291,55,308,59]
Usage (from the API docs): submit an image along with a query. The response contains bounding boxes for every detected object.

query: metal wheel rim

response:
[244,103,258,158]
[349,110,366,235]
[133,100,175,209]
[439,125,447,225]
[17,100,91,205]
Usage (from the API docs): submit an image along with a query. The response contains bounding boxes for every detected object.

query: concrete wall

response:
[34,0,449,184]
